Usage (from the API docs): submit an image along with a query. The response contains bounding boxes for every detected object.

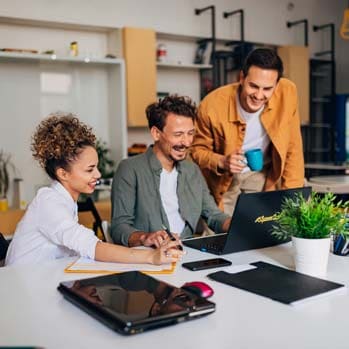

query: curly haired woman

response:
[6,113,183,266]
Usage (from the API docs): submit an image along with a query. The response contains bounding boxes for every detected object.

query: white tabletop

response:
[309,175,349,184]
[305,163,348,170]
[1,244,349,349]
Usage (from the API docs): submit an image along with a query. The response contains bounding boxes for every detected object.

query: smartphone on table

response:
[182,258,232,271]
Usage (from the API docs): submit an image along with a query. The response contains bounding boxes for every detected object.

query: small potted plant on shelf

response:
[0,150,14,211]
[271,192,349,278]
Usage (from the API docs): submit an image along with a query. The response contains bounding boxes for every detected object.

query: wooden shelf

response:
[157,61,212,69]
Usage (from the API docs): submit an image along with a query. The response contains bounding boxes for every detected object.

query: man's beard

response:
[169,145,189,162]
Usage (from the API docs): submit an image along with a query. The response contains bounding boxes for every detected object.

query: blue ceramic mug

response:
[245,148,263,171]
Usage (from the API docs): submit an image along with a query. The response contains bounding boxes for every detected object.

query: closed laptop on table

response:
[183,187,312,255]
[58,271,215,335]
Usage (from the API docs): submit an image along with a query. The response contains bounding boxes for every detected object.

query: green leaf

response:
[95,139,115,178]
[270,192,349,240]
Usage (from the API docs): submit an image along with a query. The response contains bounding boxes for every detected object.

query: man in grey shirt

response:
[111,95,231,247]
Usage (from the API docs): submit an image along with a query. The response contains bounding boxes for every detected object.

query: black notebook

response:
[207,261,346,306]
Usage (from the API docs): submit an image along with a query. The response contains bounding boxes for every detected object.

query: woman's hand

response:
[152,237,185,265]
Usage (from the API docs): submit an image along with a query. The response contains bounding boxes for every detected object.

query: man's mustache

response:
[173,145,189,151]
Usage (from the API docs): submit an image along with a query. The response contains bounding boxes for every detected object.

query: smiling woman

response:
[5,113,183,267]
[31,114,100,202]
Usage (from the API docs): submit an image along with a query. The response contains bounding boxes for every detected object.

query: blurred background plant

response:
[0,150,14,199]
[96,139,115,179]
[0,150,16,211]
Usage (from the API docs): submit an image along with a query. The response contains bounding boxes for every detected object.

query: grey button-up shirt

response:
[111,146,229,246]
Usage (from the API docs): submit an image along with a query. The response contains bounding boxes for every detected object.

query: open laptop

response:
[58,271,215,335]
[183,187,312,255]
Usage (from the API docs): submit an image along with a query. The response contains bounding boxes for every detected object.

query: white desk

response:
[305,163,348,171]
[310,175,349,184]
[308,175,349,194]
[1,244,348,349]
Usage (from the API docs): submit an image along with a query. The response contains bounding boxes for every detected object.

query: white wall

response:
[0,0,347,90]
[0,0,348,204]
[0,21,125,205]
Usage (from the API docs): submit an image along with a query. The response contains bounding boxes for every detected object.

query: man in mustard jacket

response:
[191,48,304,214]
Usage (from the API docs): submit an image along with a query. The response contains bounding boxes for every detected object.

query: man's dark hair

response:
[146,95,197,131]
[242,48,284,81]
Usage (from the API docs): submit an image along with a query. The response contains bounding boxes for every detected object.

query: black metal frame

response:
[196,7,249,95]
[218,9,246,86]
[0,232,9,261]
[195,5,218,90]
[77,197,106,242]
[223,9,244,42]
[313,23,336,98]
[286,19,309,46]
[308,22,336,163]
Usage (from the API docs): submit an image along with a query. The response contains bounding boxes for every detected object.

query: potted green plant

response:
[0,150,14,211]
[272,192,349,277]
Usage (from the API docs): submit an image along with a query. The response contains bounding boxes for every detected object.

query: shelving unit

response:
[155,31,214,104]
[156,29,287,103]
[0,17,127,204]
[307,23,336,164]
[310,59,335,123]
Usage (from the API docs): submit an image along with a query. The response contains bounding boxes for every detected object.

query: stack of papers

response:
[65,257,175,275]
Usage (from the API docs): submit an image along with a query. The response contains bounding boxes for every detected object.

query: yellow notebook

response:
[65,257,176,275]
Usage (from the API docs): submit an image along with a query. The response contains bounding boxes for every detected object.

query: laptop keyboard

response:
[200,235,226,252]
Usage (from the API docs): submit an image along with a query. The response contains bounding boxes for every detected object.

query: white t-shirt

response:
[5,181,99,266]
[159,167,185,234]
[236,94,271,172]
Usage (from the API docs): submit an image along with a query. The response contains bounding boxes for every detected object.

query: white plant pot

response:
[292,236,331,278]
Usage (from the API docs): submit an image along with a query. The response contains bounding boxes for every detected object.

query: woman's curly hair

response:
[31,113,96,180]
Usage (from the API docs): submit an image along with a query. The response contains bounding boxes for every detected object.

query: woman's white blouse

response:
[5,181,99,266]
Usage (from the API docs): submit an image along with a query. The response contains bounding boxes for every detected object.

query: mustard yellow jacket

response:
[191,78,305,207]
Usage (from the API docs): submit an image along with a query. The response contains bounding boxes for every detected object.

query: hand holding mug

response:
[220,149,246,174]
[245,148,263,171]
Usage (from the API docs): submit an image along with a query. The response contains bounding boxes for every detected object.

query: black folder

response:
[207,261,346,306]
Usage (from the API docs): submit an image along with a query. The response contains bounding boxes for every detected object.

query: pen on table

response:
[162,225,183,251]
[334,235,344,254]
[341,238,349,255]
